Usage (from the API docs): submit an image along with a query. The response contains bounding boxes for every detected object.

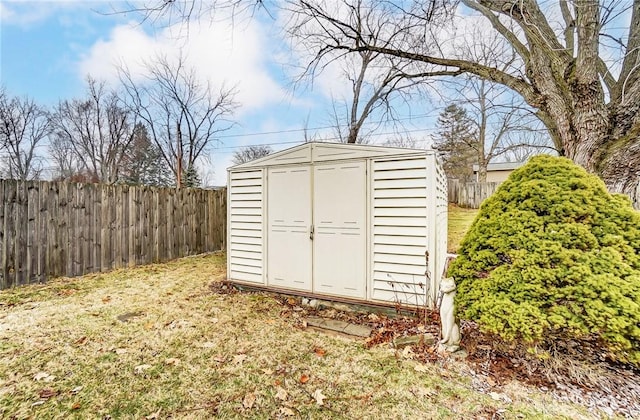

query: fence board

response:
[15,182,28,286]
[0,179,228,289]
[27,183,38,284]
[448,180,499,209]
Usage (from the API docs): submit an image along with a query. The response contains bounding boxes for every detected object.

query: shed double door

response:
[267,162,366,299]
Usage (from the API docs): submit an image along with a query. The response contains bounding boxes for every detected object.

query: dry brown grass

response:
[1,253,597,419]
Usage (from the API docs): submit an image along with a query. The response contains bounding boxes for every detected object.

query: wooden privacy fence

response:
[448,180,499,208]
[0,180,227,289]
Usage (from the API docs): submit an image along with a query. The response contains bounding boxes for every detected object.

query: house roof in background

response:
[473,161,525,172]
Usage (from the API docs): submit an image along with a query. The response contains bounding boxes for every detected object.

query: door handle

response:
[310,225,314,240]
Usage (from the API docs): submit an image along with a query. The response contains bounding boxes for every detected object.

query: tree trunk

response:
[557,93,640,209]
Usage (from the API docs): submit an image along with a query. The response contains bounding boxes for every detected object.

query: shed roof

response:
[229,142,433,170]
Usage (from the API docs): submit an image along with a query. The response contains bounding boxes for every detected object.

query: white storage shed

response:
[227,142,448,308]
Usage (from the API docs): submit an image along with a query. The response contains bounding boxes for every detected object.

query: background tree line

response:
[0,53,238,188]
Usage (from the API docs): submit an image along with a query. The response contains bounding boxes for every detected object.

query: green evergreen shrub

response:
[449,155,640,365]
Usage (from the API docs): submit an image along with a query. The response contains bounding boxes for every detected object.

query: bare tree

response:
[460,77,556,181]
[232,144,272,165]
[120,53,238,187]
[124,0,640,205]
[0,89,50,180]
[287,1,458,144]
[322,53,423,144]
[50,77,137,183]
[48,133,82,181]
[282,0,640,205]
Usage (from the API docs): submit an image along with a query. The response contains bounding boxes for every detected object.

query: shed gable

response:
[230,142,427,169]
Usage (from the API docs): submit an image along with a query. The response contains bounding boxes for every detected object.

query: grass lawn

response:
[0,253,596,419]
[448,204,479,253]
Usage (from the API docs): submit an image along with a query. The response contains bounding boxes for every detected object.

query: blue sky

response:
[0,2,633,184]
[0,1,441,185]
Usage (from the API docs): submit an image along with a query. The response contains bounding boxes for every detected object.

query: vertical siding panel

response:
[144,186,150,263]
[57,182,69,277]
[37,181,48,283]
[0,181,7,289]
[14,181,27,286]
[121,185,129,268]
[73,183,82,276]
[173,189,180,258]
[82,183,91,275]
[128,186,137,267]
[101,184,110,272]
[5,181,17,287]
[212,189,217,252]
[26,182,38,284]
[47,182,59,278]
[221,189,227,250]
[93,183,102,271]
[110,185,117,270]
[152,188,159,262]
[114,185,123,269]
[166,188,174,261]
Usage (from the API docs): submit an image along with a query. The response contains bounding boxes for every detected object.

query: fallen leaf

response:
[145,408,162,419]
[71,386,83,394]
[287,297,297,305]
[31,400,45,407]
[242,392,256,409]
[102,296,111,303]
[114,348,127,355]
[313,347,326,357]
[279,407,295,416]
[33,372,51,381]
[414,364,429,373]
[299,374,310,384]
[213,355,226,363]
[134,364,152,374]
[410,386,435,398]
[71,402,81,410]
[368,313,380,322]
[165,358,181,366]
[74,336,88,345]
[202,342,216,348]
[211,317,219,324]
[233,354,247,365]
[39,388,58,399]
[312,389,325,406]
[261,368,274,375]
[489,392,512,404]
[275,386,288,401]
[144,322,154,330]
[402,346,414,359]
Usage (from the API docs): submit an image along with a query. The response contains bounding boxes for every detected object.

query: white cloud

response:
[0,1,93,27]
[78,16,288,113]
